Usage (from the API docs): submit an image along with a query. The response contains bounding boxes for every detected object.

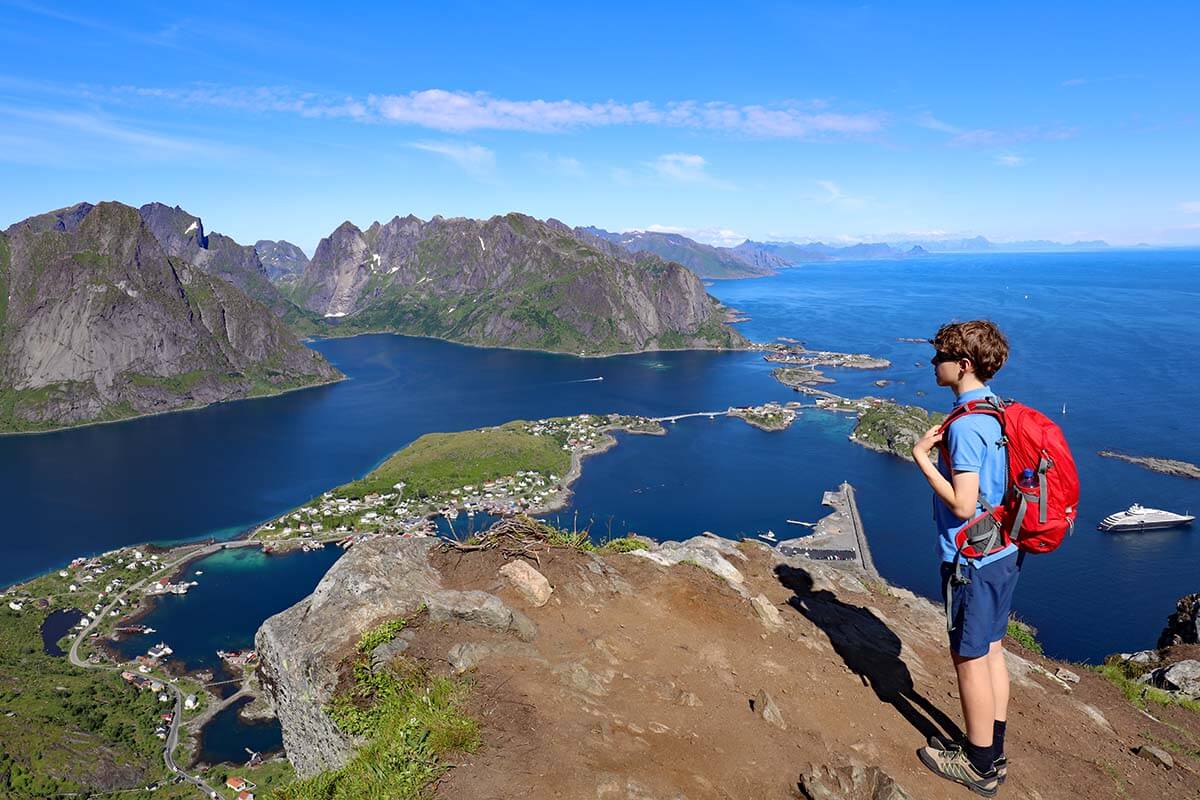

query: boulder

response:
[1152,659,1200,696]
[797,762,913,800]
[1135,745,1174,770]
[499,559,553,606]
[751,594,785,630]
[752,688,787,729]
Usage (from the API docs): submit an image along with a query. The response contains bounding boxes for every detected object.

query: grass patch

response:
[336,422,571,501]
[1095,659,1200,714]
[269,621,478,800]
[599,537,650,553]
[1006,617,1043,654]
[356,618,409,656]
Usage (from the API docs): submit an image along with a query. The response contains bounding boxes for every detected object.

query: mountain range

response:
[0,203,749,430]
[575,227,787,279]
[287,214,745,355]
[0,202,341,432]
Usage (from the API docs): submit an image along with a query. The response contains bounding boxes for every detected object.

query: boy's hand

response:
[912,425,943,460]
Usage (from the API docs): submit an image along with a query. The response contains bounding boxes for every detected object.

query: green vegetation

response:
[1096,658,1200,714]
[127,369,211,394]
[270,620,478,800]
[851,400,945,459]
[0,608,165,796]
[356,618,410,656]
[599,537,650,553]
[337,422,571,501]
[1006,617,1043,654]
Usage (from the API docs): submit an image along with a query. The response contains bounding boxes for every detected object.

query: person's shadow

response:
[775,564,963,743]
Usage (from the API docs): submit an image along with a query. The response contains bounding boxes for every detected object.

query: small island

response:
[1098,450,1200,480]
[729,402,799,432]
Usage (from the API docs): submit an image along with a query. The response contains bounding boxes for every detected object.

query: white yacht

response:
[1098,504,1194,532]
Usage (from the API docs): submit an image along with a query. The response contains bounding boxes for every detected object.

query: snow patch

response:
[324,312,348,318]
[116,280,139,299]
[478,236,486,252]
[184,221,198,235]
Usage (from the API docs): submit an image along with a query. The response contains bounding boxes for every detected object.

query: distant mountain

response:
[887,236,1110,253]
[0,202,340,432]
[575,227,785,279]
[256,239,309,286]
[138,203,319,331]
[734,240,929,265]
[289,213,746,355]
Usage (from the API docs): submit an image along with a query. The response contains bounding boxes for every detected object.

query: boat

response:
[757,530,778,543]
[1098,504,1194,532]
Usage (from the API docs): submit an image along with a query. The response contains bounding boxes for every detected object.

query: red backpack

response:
[937,397,1080,558]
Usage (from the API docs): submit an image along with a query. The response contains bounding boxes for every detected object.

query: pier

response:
[776,482,878,578]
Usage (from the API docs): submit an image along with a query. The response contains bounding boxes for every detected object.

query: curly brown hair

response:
[931,320,1009,381]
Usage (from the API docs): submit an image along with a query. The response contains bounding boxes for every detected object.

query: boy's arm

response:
[912,425,983,519]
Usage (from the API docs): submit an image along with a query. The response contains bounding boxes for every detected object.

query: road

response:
[67,543,225,799]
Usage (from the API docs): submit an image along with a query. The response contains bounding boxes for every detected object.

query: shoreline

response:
[0,372,347,439]
[303,327,757,360]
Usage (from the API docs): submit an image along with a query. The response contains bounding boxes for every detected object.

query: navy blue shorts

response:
[941,552,1022,658]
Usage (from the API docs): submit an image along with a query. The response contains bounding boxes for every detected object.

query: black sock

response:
[993,720,1007,760]
[964,740,995,775]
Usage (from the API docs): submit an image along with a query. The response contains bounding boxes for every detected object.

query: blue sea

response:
[5,249,1198,678]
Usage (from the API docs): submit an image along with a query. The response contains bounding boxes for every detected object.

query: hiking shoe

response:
[928,734,1008,785]
[917,744,999,797]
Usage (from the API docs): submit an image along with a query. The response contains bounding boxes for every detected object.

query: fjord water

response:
[5,249,1199,668]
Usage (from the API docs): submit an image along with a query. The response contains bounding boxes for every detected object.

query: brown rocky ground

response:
[400,541,1200,800]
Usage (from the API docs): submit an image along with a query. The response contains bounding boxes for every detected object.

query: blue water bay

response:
[3,249,1198,669]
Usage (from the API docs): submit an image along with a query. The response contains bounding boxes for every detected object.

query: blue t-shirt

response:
[934,386,1018,566]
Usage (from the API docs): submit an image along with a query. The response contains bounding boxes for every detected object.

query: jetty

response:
[775,482,878,578]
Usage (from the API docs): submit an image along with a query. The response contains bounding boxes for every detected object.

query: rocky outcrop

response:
[255,239,309,286]
[254,536,537,776]
[290,213,747,355]
[138,203,301,321]
[1159,592,1200,648]
[0,202,340,431]
[850,400,944,462]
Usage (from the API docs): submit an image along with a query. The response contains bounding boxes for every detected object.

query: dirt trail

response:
[387,541,1200,799]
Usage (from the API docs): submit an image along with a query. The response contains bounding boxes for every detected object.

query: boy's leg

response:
[986,640,1009,723]
[953,651,995,748]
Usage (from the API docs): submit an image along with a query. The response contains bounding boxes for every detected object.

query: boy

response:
[911,320,1018,798]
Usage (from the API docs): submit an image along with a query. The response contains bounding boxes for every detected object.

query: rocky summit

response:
[255,515,1200,799]
[288,213,747,355]
[0,202,340,431]
[138,203,311,326]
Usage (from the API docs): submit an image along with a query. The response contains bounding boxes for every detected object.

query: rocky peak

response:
[0,201,339,431]
[255,240,309,284]
[17,201,96,234]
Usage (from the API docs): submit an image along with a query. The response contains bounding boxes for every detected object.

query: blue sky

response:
[1,1,1198,252]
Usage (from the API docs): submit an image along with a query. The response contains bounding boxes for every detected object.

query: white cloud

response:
[652,153,710,182]
[107,84,884,139]
[642,224,747,247]
[1180,201,1200,214]
[994,153,1028,167]
[815,179,865,208]
[409,141,495,177]
[1061,78,1088,87]
[915,112,962,134]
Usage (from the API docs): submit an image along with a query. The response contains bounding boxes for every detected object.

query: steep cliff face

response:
[291,213,747,354]
[0,202,340,432]
[255,239,309,286]
[138,203,308,324]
